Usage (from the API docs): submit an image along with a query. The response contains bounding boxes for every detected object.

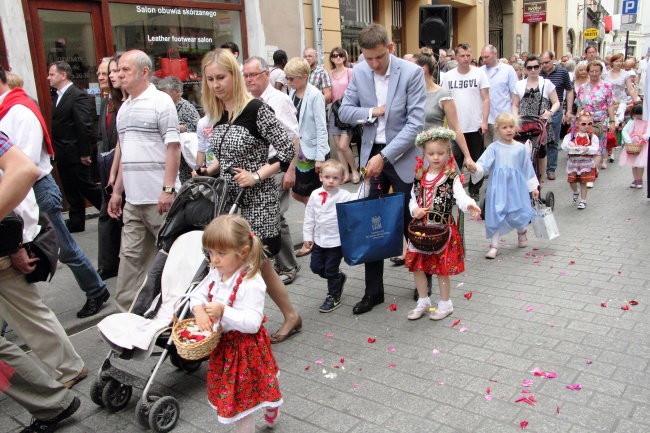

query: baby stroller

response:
[516,115,555,210]
[94,174,245,432]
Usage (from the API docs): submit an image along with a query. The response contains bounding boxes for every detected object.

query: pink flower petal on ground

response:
[566,383,582,390]
[526,306,534,311]
[559,270,567,275]
[522,379,534,387]
[432,349,441,355]
[531,367,541,373]
[520,420,529,429]
[459,327,468,332]
[556,406,561,413]
[533,260,541,264]
[437,382,444,385]
[586,360,593,364]
[315,360,324,364]
[325,333,334,338]
[545,372,557,379]
[485,395,493,401]
[388,363,397,367]
[388,346,396,352]
[486,387,491,394]
[601,302,607,308]
[521,390,533,394]
[353,382,360,387]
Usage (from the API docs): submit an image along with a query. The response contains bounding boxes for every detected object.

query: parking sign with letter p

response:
[622,0,638,15]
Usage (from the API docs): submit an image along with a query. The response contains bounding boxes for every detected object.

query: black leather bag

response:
[24,212,59,283]
[0,211,24,257]
[330,99,363,136]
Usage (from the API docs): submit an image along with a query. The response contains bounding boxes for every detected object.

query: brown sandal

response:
[270,316,302,344]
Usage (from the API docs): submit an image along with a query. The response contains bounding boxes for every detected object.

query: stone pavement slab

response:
[2,150,649,432]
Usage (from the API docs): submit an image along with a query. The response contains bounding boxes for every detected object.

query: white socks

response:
[417,297,432,308]
[438,300,453,310]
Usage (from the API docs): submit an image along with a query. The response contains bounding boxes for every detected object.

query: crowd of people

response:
[1,22,648,433]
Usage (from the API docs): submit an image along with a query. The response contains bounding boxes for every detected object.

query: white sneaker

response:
[577,201,587,210]
[586,182,594,189]
[485,246,499,259]
[407,301,431,320]
[630,180,639,188]
[430,307,453,321]
[637,183,644,189]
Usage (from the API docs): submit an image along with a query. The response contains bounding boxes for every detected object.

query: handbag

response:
[336,192,404,266]
[24,212,59,283]
[531,200,559,241]
[160,49,189,81]
[0,211,24,257]
[330,99,363,136]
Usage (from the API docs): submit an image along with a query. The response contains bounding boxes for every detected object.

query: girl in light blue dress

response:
[471,113,540,259]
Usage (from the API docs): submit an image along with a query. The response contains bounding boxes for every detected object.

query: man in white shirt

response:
[243,56,300,284]
[480,44,518,146]
[440,43,491,201]
[0,67,109,319]
[108,50,181,312]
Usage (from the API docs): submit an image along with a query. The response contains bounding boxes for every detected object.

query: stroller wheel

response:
[545,191,555,210]
[135,392,163,428]
[101,379,133,412]
[149,396,180,433]
[90,379,107,407]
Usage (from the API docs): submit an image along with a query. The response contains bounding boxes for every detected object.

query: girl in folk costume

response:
[405,128,481,322]
[190,215,282,432]
[471,113,540,258]
[561,111,600,209]
[619,104,648,189]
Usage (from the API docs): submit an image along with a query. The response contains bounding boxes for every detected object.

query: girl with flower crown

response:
[561,111,600,209]
[471,113,540,259]
[190,215,282,432]
[405,127,481,322]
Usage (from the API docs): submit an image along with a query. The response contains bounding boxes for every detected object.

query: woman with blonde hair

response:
[195,49,303,343]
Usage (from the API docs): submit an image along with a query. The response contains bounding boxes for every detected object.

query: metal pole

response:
[312,0,324,67]
[625,31,630,58]
[583,0,588,53]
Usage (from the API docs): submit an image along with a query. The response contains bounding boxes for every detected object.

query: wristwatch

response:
[162,186,175,194]
[379,152,388,163]
[252,172,261,184]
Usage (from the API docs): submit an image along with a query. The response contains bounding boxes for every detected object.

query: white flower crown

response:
[415,127,456,147]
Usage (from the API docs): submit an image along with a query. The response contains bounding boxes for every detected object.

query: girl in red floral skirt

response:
[405,128,481,322]
[191,215,282,432]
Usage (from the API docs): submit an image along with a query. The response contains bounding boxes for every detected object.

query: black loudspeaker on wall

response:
[419,5,452,51]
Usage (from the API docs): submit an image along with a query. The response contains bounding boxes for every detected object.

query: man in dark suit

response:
[48,61,102,232]
[339,24,426,314]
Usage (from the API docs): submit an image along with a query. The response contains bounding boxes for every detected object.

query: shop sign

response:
[523,2,547,24]
[584,28,599,39]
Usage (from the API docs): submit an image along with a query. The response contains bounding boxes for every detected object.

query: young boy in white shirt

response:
[302,159,367,312]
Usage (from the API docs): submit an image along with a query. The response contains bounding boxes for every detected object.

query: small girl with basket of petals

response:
[405,127,481,322]
[561,111,600,209]
[619,104,648,189]
[190,214,282,432]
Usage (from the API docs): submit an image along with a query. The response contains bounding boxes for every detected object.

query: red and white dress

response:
[190,267,282,424]
[561,132,599,183]
[405,171,475,276]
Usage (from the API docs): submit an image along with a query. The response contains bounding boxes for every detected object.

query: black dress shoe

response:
[353,295,384,315]
[389,256,405,266]
[76,290,110,318]
[413,273,433,301]
[97,269,118,280]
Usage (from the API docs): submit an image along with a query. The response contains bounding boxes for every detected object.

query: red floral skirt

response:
[405,223,464,276]
[206,326,282,424]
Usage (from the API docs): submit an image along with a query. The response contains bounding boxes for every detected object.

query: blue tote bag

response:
[336,192,404,266]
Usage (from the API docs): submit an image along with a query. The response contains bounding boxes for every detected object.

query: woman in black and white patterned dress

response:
[195,49,302,344]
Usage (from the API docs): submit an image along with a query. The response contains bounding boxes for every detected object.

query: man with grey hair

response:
[108,50,181,312]
[304,47,332,103]
[243,56,301,284]
[480,44,518,146]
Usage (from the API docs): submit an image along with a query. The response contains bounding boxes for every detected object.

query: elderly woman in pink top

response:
[328,47,360,184]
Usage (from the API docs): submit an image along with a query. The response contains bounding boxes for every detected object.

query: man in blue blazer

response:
[339,23,426,314]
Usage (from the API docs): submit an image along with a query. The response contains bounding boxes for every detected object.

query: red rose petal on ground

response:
[630,300,639,306]
[305,366,310,370]
[566,383,582,390]
[601,302,607,307]
[367,337,376,343]
[388,363,397,367]
[451,319,461,328]
[464,291,473,300]
[520,421,528,430]
[621,305,629,311]
[486,387,491,394]
[532,248,539,251]
[340,358,345,364]
[388,303,398,311]
[333,365,340,369]
[569,261,575,265]
[556,406,561,413]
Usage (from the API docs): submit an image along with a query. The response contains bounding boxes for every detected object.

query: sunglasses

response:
[526,65,540,71]
[331,53,345,58]
[579,122,593,126]
[287,75,305,82]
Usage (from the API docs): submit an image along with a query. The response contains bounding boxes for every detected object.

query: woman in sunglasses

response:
[328,47,360,184]
[512,55,561,177]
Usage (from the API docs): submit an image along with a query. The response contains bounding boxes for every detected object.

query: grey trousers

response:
[0,259,84,383]
[0,335,74,420]
[272,172,298,271]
